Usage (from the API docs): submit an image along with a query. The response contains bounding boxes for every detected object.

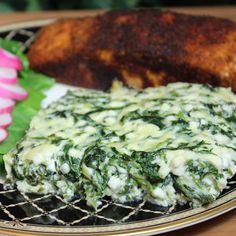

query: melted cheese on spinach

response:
[4,82,236,209]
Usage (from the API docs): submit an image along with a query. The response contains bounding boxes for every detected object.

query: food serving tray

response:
[0,19,235,236]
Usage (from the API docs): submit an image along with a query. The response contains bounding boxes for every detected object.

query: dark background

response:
[0,0,235,12]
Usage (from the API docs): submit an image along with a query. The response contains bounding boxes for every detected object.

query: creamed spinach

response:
[4,82,236,209]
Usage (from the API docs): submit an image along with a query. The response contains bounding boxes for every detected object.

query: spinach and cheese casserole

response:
[4,82,236,209]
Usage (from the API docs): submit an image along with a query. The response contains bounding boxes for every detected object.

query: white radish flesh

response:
[0,48,22,71]
[0,113,12,128]
[0,82,28,101]
[0,128,7,143]
[0,98,15,114]
[0,67,17,84]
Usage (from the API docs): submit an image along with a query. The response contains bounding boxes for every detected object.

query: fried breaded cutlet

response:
[28,9,236,91]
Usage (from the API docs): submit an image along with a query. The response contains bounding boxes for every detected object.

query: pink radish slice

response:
[0,48,22,71]
[0,97,15,114]
[0,82,28,101]
[0,128,8,143]
[0,67,17,84]
[0,113,12,128]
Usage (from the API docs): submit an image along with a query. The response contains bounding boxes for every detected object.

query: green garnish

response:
[0,39,55,171]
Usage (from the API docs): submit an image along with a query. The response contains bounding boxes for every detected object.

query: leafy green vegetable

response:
[131,151,161,183]
[172,159,224,206]
[121,110,166,129]
[60,143,81,181]
[173,176,215,206]
[19,70,54,91]
[80,145,111,208]
[81,145,109,190]
[0,39,55,171]
[187,160,221,179]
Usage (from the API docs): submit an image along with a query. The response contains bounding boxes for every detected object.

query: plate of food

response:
[0,9,235,236]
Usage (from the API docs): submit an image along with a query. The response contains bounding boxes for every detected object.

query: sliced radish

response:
[0,97,15,114]
[0,82,28,101]
[0,128,8,143]
[0,48,22,71]
[0,113,12,128]
[0,67,17,84]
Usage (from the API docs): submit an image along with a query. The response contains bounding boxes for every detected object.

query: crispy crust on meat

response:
[28,9,236,91]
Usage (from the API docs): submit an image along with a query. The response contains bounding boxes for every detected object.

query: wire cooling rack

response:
[0,184,174,226]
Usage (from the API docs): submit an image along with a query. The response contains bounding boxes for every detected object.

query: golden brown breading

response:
[28,9,236,91]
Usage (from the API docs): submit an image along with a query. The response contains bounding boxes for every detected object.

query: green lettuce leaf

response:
[0,39,55,170]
